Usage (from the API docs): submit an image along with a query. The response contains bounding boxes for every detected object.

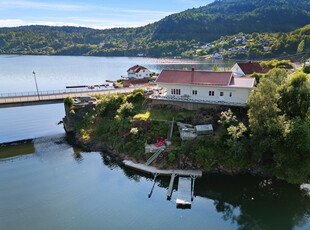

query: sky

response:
[0,0,214,29]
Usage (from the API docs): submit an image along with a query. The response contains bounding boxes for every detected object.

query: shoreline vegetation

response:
[63,63,310,184]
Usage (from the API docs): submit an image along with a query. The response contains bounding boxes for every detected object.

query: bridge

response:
[0,86,147,108]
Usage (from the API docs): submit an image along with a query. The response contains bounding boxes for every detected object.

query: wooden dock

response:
[167,173,176,200]
[176,177,192,208]
[123,160,202,177]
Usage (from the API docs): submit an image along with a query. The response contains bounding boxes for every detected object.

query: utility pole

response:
[33,71,40,100]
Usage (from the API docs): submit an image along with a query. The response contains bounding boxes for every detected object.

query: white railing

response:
[0,86,147,104]
[0,87,115,98]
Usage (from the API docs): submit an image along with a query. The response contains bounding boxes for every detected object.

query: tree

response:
[273,117,310,184]
[213,64,220,71]
[278,72,310,119]
[265,68,288,86]
[247,78,283,161]
[297,40,305,53]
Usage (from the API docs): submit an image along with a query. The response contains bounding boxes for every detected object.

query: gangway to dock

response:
[176,177,192,208]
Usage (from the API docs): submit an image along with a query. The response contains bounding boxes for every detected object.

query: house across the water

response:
[154,68,255,107]
[127,65,152,79]
[231,61,269,76]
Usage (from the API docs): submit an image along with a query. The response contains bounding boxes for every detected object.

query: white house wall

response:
[231,64,245,76]
[159,83,252,104]
[128,69,152,79]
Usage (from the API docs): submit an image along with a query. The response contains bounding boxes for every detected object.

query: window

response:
[192,90,197,95]
[171,89,181,95]
[229,92,232,97]
[209,91,214,96]
[220,92,224,96]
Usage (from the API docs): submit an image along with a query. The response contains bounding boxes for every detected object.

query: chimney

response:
[191,67,194,83]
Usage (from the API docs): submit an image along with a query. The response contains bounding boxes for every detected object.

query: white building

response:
[155,68,255,106]
[231,61,269,77]
[127,65,152,79]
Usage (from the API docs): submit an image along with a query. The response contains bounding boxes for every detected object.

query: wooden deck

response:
[123,160,202,177]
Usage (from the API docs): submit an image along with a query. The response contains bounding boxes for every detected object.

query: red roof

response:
[156,69,232,86]
[237,62,269,75]
[127,65,147,73]
[123,79,148,87]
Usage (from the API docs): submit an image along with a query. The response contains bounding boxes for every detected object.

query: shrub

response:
[64,96,74,108]
[117,102,134,118]
[303,65,310,74]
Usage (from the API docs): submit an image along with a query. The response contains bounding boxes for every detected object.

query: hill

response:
[0,0,310,58]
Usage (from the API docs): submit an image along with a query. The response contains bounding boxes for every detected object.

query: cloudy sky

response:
[0,0,214,29]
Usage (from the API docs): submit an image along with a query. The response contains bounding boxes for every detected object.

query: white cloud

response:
[0,1,84,11]
[0,19,25,27]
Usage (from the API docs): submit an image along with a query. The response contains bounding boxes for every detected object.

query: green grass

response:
[147,109,193,121]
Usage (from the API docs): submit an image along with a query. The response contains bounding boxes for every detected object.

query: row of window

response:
[171,89,233,97]
[171,89,181,95]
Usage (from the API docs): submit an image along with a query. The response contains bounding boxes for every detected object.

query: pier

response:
[167,173,176,200]
[0,86,147,108]
[123,160,202,206]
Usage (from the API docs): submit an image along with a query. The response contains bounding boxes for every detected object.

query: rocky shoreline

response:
[65,130,266,177]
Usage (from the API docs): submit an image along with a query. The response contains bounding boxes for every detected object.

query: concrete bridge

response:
[0,86,146,108]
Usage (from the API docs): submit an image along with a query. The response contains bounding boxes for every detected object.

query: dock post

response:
[167,173,176,200]
[191,175,197,201]
[148,173,159,198]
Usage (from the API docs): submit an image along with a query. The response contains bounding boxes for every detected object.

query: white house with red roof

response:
[155,68,255,106]
[231,61,269,76]
[127,65,152,79]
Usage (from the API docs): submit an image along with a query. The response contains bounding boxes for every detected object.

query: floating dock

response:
[66,84,109,88]
[176,177,192,208]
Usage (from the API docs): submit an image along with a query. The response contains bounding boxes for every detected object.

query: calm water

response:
[0,135,310,230]
[0,55,233,93]
[1,55,310,230]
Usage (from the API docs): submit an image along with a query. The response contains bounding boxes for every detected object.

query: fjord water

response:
[1,135,310,230]
[1,55,310,230]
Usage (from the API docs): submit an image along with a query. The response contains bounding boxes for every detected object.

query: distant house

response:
[212,53,223,59]
[219,41,226,45]
[204,43,211,50]
[231,61,269,76]
[155,68,255,106]
[127,65,152,79]
[264,46,272,52]
[235,36,246,43]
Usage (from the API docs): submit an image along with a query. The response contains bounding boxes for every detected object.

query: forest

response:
[0,0,310,59]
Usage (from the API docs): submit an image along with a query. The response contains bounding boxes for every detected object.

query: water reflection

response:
[194,175,310,230]
[0,140,35,159]
[1,135,310,230]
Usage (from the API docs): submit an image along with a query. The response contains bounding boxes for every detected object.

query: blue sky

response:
[0,0,214,29]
